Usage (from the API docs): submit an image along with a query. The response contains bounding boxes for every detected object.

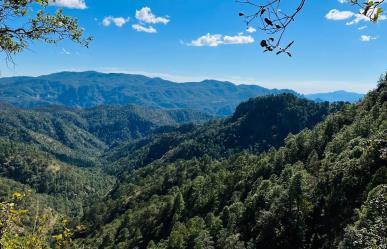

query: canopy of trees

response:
[77,75,386,249]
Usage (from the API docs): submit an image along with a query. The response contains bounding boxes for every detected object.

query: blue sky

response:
[1,0,386,93]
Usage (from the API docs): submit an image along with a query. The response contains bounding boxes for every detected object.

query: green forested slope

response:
[104,94,343,174]
[0,105,107,167]
[0,103,210,220]
[0,76,385,249]
[0,104,211,167]
[0,139,115,218]
[71,105,211,145]
[78,77,386,249]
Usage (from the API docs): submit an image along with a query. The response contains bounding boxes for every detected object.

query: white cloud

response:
[360,35,377,42]
[190,33,223,47]
[132,24,157,33]
[325,8,386,25]
[135,7,170,24]
[358,25,368,30]
[325,9,354,20]
[189,33,254,47]
[223,34,255,44]
[246,26,257,33]
[338,0,347,3]
[102,16,130,27]
[49,0,87,9]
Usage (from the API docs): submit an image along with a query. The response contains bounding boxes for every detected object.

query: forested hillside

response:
[0,139,115,217]
[0,77,385,249]
[0,104,210,167]
[103,94,342,174]
[77,77,386,249]
[0,104,210,224]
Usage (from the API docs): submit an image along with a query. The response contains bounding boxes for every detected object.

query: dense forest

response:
[0,104,210,167]
[0,75,385,248]
[102,94,343,175]
[72,76,386,249]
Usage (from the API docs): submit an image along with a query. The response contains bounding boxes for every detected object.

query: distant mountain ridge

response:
[0,71,363,115]
[305,90,364,103]
[0,71,297,116]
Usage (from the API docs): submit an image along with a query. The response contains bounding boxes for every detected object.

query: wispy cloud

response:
[189,33,254,47]
[360,35,377,42]
[135,7,170,24]
[346,14,370,25]
[358,25,368,30]
[61,48,71,55]
[49,0,87,9]
[132,24,157,33]
[102,16,130,27]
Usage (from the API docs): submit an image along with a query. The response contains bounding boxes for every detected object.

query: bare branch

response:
[238,0,385,56]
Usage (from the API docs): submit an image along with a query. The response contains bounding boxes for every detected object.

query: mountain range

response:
[304,90,364,103]
[0,71,363,115]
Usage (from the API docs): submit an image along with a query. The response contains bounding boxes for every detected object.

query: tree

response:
[0,0,91,62]
[172,191,185,224]
[238,0,385,55]
[193,230,215,249]
[339,185,387,249]
[0,192,75,249]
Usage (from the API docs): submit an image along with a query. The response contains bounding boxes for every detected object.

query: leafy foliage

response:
[0,191,79,249]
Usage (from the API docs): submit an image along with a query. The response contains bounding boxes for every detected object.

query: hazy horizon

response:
[0,69,373,94]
